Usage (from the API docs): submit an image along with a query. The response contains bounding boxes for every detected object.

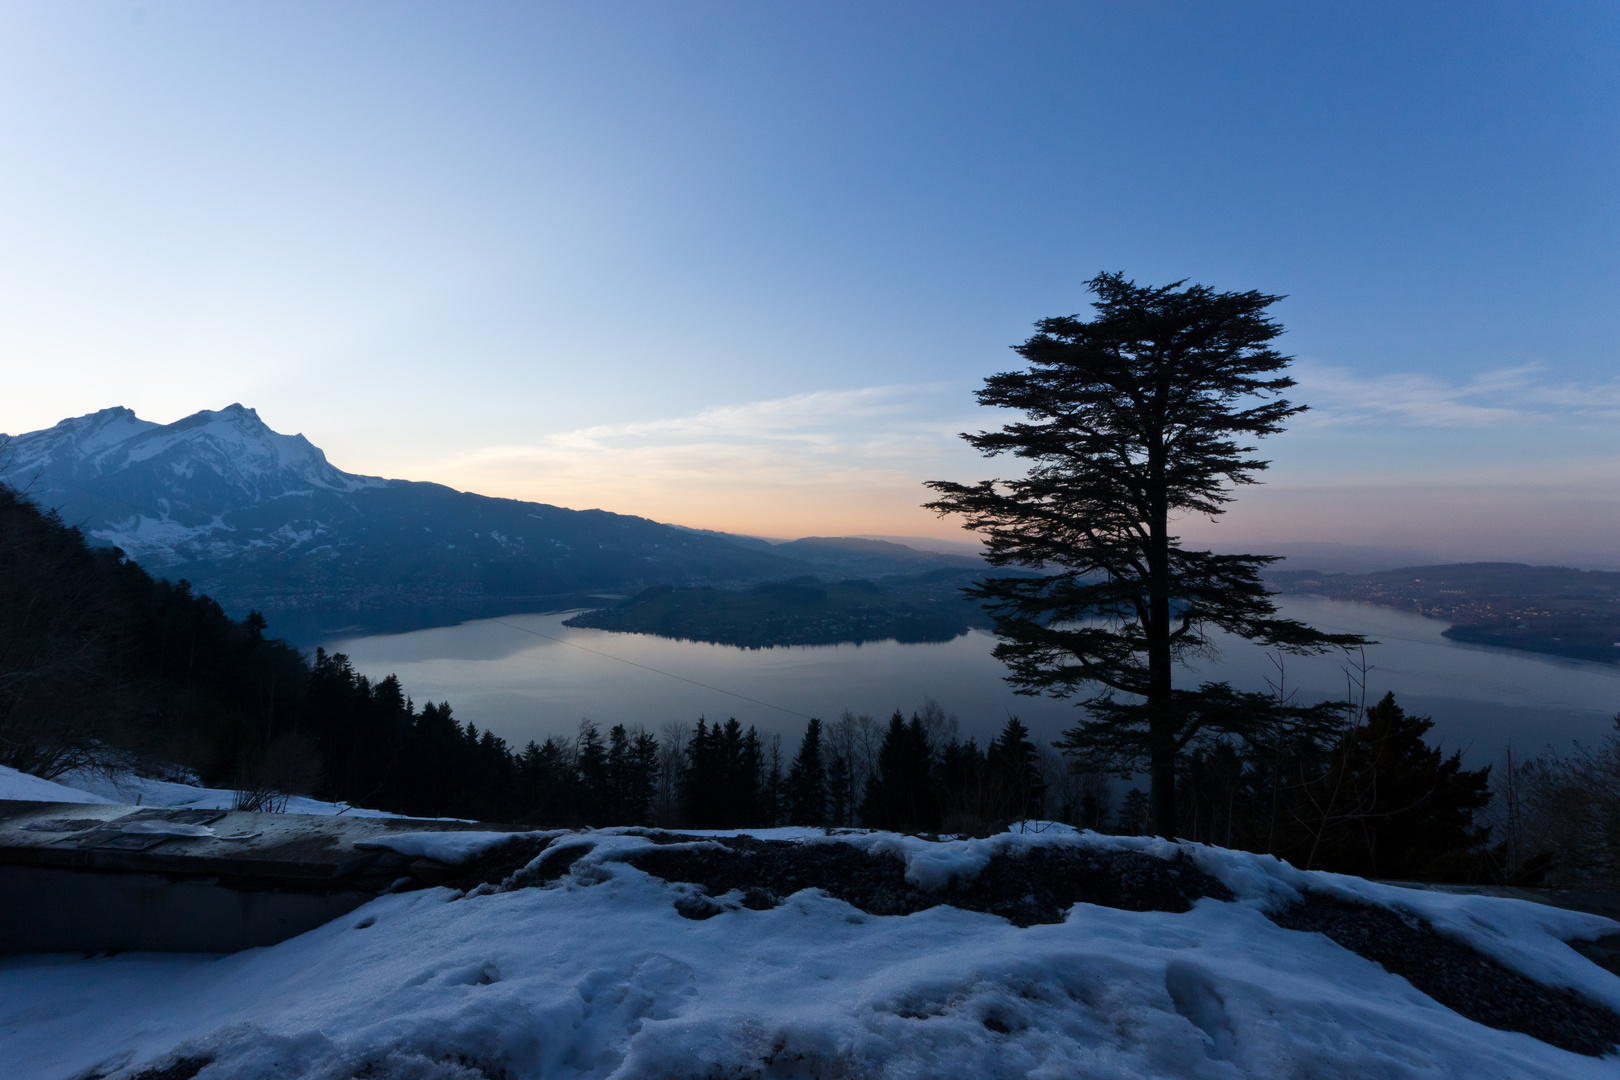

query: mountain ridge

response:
[0,406,979,641]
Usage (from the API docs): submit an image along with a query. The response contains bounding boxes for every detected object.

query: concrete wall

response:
[0,865,372,953]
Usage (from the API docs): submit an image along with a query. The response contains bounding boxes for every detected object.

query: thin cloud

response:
[418,376,1620,546]
[447,384,977,474]
[1294,362,1620,427]
[429,384,991,536]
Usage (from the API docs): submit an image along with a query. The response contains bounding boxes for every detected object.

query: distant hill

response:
[0,406,980,641]
[1272,562,1620,664]
[1236,541,1446,575]
[848,533,986,559]
[766,536,982,577]
[565,567,997,648]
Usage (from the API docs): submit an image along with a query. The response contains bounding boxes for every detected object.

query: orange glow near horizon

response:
[419,452,1620,567]
[420,460,971,542]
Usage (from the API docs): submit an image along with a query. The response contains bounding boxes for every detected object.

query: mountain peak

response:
[1,404,385,518]
[0,406,160,467]
[170,403,268,432]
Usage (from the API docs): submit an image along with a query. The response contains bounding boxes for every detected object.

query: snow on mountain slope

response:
[1,404,378,495]
[0,407,802,636]
[1,830,1616,1080]
[0,404,384,564]
[110,404,381,493]
[3,406,985,641]
[0,406,159,472]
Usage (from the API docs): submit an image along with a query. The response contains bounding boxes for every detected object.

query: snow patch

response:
[0,765,116,804]
[3,835,1617,1080]
[48,764,404,817]
[1188,843,1620,1006]
[360,831,547,866]
[0,803,1616,1078]
[115,820,217,838]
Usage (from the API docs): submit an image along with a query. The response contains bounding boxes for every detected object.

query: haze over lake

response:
[335,597,1620,767]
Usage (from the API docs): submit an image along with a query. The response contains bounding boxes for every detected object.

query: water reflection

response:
[333,597,1620,767]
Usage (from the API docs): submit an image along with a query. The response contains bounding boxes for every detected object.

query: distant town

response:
[1271,562,1620,664]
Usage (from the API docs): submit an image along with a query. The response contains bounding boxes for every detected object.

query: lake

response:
[333,597,1620,767]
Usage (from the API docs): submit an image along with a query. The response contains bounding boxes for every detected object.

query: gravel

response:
[1270,890,1620,1057]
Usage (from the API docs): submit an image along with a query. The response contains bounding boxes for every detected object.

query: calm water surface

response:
[333,597,1620,766]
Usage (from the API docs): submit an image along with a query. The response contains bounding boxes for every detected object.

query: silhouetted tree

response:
[1516,716,1620,886]
[652,721,688,827]
[760,731,784,827]
[926,273,1365,835]
[1177,739,1248,848]
[608,725,658,826]
[576,720,609,821]
[681,718,718,826]
[1292,693,1493,878]
[517,736,577,824]
[861,711,939,831]
[682,717,764,828]
[826,749,854,827]
[986,717,1046,823]
[937,736,988,830]
[787,717,827,826]
[1116,788,1151,835]
[824,710,872,827]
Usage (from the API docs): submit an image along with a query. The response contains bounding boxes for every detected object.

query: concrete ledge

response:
[0,800,520,953]
[0,865,373,953]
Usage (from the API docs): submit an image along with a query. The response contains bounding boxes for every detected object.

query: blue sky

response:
[1,2,1616,561]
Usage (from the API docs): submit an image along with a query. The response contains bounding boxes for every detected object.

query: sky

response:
[0,2,1616,564]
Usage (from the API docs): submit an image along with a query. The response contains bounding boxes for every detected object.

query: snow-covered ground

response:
[2,825,1618,1079]
[0,764,116,804]
[0,763,402,818]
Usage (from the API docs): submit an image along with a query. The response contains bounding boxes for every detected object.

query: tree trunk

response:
[1147,435,1177,838]
[1149,700,1176,835]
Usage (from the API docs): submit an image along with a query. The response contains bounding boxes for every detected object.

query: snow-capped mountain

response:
[0,406,798,639]
[1,404,385,565]
[1,405,982,641]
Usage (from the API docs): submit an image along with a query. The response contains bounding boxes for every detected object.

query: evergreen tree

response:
[937,736,987,829]
[1116,788,1151,835]
[606,723,633,823]
[307,650,414,806]
[764,733,786,827]
[682,717,764,827]
[681,718,719,826]
[631,727,660,824]
[1295,693,1493,878]
[787,717,827,826]
[604,724,659,825]
[2,479,545,823]
[1176,739,1247,848]
[926,273,1364,835]
[463,724,515,821]
[738,722,765,827]
[860,712,939,831]
[403,700,464,818]
[986,717,1046,823]
[517,736,577,824]
[576,720,608,823]
[717,718,746,825]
